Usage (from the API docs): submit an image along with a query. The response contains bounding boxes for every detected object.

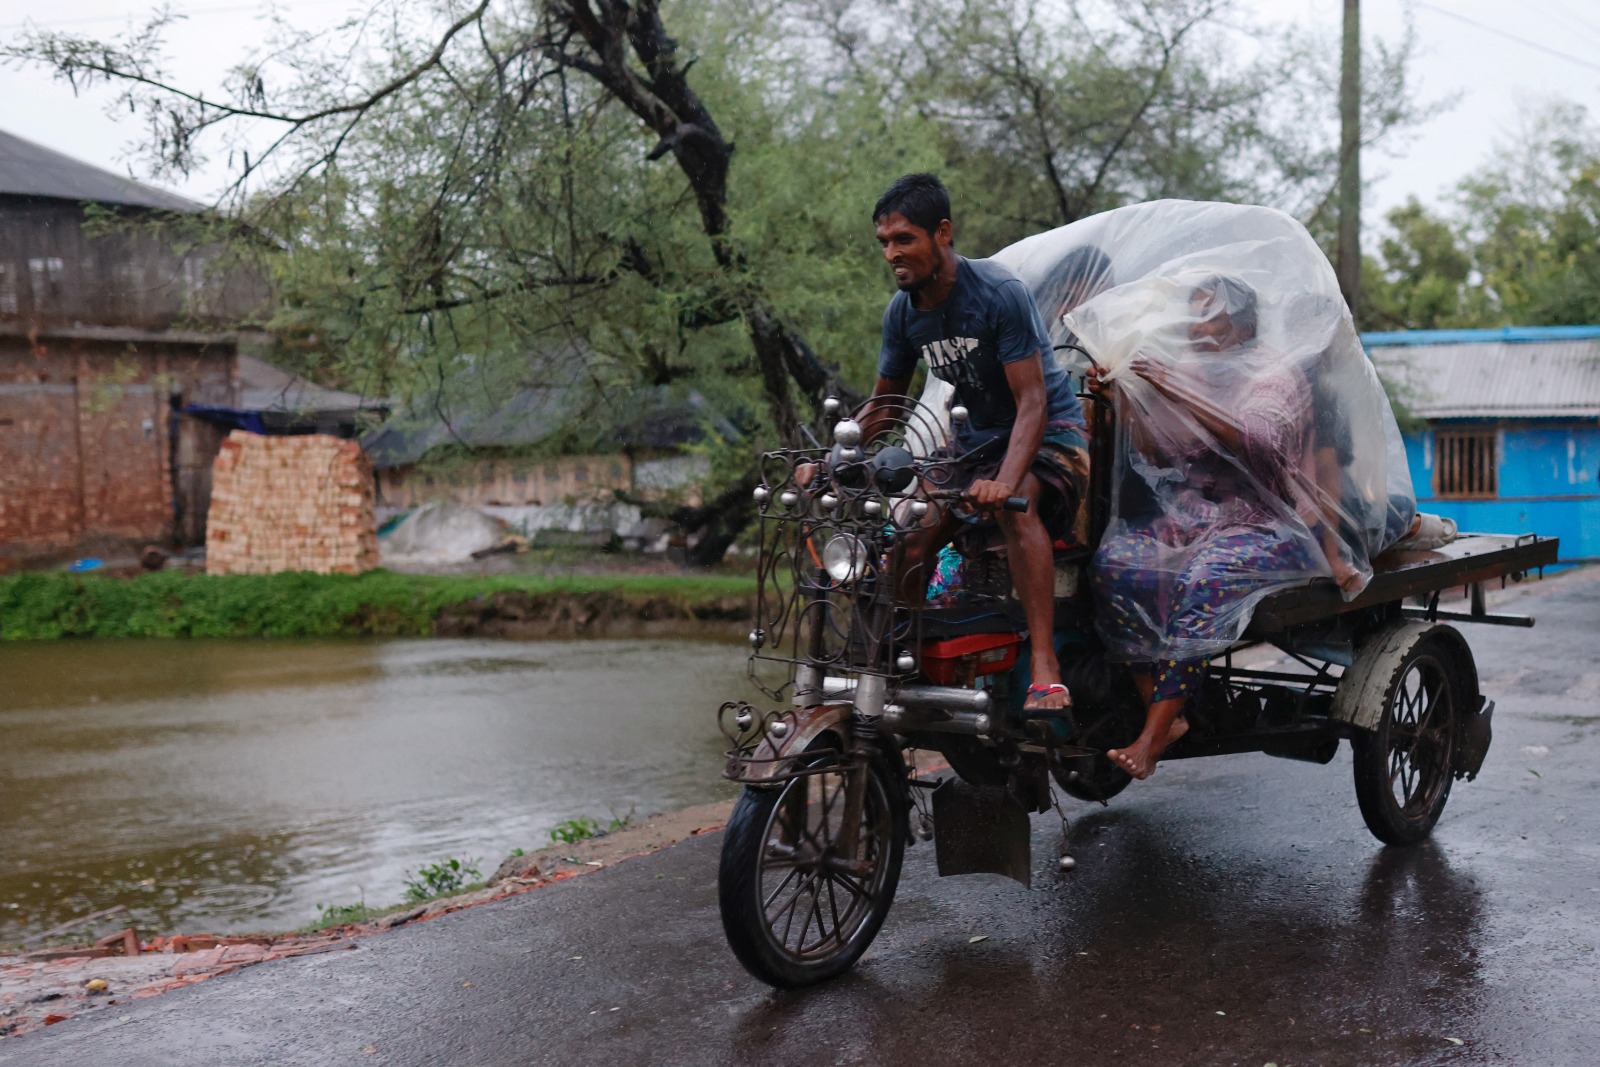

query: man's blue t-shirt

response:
[878,256,1084,449]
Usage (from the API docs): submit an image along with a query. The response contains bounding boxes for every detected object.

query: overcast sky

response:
[4,0,1599,228]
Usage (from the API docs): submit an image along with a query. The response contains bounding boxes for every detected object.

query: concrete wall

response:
[1403,420,1600,562]
[0,337,235,557]
[376,454,634,509]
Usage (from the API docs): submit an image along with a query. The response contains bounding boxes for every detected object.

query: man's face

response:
[875,212,949,292]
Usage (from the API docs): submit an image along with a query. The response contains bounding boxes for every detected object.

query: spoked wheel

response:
[718,731,907,988]
[1352,633,1461,845]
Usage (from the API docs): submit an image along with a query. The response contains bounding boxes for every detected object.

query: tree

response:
[1366,99,1600,330]
[9,0,1436,560]
[794,0,1440,252]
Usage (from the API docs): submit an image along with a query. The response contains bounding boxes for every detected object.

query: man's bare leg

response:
[892,505,962,605]
[1110,675,1189,780]
[997,472,1069,711]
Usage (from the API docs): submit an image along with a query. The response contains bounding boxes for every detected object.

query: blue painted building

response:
[1364,326,1600,563]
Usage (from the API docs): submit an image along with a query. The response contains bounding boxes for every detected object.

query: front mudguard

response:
[722,701,855,787]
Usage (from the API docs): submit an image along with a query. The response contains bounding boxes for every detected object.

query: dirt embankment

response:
[0,802,735,1040]
[433,588,753,639]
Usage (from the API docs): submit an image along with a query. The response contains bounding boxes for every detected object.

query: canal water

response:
[0,638,747,946]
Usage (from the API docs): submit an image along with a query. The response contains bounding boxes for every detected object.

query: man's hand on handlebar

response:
[966,479,1027,514]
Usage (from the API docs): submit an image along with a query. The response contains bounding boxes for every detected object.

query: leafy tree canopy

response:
[8,0,1437,558]
[1366,98,1600,331]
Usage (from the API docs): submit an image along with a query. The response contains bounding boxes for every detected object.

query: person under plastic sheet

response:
[1086,273,1321,780]
[1036,245,1116,369]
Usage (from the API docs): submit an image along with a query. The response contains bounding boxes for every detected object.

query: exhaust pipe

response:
[822,676,991,715]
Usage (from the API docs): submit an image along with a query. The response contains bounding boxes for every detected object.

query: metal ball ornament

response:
[780,490,799,508]
[820,493,840,510]
[767,720,790,739]
[950,405,970,423]
[753,485,771,504]
[910,500,930,519]
[896,652,916,671]
[748,629,764,648]
[734,708,754,732]
[832,418,863,447]
[823,396,842,417]
[863,499,882,517]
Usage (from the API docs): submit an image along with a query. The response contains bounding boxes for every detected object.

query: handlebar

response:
[928,489,1031,513]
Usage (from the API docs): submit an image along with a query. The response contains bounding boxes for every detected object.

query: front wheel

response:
[1351,632,1462,845]
[718,732,907,988]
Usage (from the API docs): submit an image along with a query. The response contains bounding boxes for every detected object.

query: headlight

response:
[822,532,870,583]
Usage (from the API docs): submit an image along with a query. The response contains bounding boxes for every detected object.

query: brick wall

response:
[206,432,378,575]
[0,338,234,557]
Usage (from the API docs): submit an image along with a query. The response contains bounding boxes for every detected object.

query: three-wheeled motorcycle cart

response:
[715,389,1558,989]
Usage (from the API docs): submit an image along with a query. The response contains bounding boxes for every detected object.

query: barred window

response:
[1435,430,1497,499]
[0,263,16,315]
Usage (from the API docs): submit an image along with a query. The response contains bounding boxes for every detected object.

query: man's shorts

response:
[928,420,1090,547]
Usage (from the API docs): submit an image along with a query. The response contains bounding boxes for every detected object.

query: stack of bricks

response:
[206,431,379,575]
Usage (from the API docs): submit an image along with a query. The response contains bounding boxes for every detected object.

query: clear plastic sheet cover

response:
[981,199,1416,661]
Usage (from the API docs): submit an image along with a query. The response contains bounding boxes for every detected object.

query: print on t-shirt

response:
[878,256,1085,448]
[923,335,984,393]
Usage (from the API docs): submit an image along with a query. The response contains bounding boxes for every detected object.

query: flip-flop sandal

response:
[1024,683,1072,712]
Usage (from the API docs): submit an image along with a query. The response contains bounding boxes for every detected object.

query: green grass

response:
[0,569,757,640]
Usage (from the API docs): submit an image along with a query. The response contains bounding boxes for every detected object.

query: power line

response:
[1522,0,1600,51]
[1414,1,1600,77]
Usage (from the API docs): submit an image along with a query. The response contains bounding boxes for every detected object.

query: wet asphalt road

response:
[7,569,1599,1067]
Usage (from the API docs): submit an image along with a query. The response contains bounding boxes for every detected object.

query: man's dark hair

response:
[872,173,951,236]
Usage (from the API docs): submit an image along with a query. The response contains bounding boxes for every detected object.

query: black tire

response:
[1052,754,1132,803]
[718,731,907,988]
[1351,632,1462,846]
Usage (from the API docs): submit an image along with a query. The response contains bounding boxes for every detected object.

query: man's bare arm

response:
[859,374,913,444]
[969,354,1046,509]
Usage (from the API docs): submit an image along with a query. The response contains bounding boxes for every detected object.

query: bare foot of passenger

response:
[1331,557,1363,592]
[1109,718,1188,780]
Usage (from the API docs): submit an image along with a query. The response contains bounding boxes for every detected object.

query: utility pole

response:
[1337,0,1361,319]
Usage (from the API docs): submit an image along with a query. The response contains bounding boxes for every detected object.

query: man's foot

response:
[1108,717,1188,780]
[1023,682,1073,713]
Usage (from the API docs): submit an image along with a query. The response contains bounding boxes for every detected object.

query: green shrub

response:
[317,899,380,926]
[0,569,756,640]
[548,817,603,845]
[403,857,482,902]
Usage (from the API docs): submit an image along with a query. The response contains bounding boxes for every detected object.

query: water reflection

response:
[0,638,744,944]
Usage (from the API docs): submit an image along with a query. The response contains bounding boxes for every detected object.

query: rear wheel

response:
[1352,633,1461,845]
[1052,754,1132,803]
[718,732,907,988]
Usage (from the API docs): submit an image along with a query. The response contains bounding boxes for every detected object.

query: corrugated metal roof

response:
[0,128,201,212]
[1366,335,1600,419]
[237,355,387,415]
[1361,325,1600,346]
